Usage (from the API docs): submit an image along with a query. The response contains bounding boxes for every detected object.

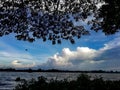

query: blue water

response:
[0,72,120,90]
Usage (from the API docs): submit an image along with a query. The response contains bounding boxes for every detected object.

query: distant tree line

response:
[0,68,120,73]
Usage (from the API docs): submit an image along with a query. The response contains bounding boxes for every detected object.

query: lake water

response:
[0,72,120,90]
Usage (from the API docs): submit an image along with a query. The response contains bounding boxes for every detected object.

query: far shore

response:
[0,68,120,73]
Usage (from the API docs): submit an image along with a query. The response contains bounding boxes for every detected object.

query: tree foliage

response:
[91,0,120,35]
[0,0,120,44]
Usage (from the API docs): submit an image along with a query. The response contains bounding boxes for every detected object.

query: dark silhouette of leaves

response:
[0,0,119,44]
[91,0,120,35]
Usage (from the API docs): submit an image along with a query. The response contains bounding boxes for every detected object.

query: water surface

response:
[0,72,120,90]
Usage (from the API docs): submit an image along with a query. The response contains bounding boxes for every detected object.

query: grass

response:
[14,74,120,90]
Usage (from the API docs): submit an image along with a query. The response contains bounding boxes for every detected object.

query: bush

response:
[14,74,120,90]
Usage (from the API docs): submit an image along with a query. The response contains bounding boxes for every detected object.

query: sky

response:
[0,28,120,71]
[0,2,120,71]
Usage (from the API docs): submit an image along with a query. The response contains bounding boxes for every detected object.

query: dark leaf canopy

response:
[0,0,120,44]
[90,0,120,35]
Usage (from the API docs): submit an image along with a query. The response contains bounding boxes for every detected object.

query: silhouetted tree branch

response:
[0,0,119,44]
[90,0,120,35]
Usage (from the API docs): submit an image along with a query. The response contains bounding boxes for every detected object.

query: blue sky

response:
[0,29,120,71]
[2,2,120,70]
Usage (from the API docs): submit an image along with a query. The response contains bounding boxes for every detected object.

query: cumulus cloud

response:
[1,33,120,70]
[0,46,37,68]
[40,37,120,70]
[12,60,21,65]
[12,60,35,68]
[50,47,97,65]
[41,47,103,70]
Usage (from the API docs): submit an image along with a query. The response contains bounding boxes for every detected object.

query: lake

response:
[0,72,120,90]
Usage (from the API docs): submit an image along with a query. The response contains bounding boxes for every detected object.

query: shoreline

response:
[0,70,120,73]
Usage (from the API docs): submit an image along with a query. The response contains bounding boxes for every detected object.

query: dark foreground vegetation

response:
[14,74,120,90]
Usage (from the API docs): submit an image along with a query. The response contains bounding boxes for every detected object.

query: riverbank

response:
[0,68,120,73]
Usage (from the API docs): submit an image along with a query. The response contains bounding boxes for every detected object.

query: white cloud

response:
[0,41,38,68]
[40,37,120,70]
[1,33,120,70]
[12,60,21,64]
[40,47,102,70]
[51,47,97,65]
[12,60,35,68]
[0,51,37,68]
[100,37,120,51]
